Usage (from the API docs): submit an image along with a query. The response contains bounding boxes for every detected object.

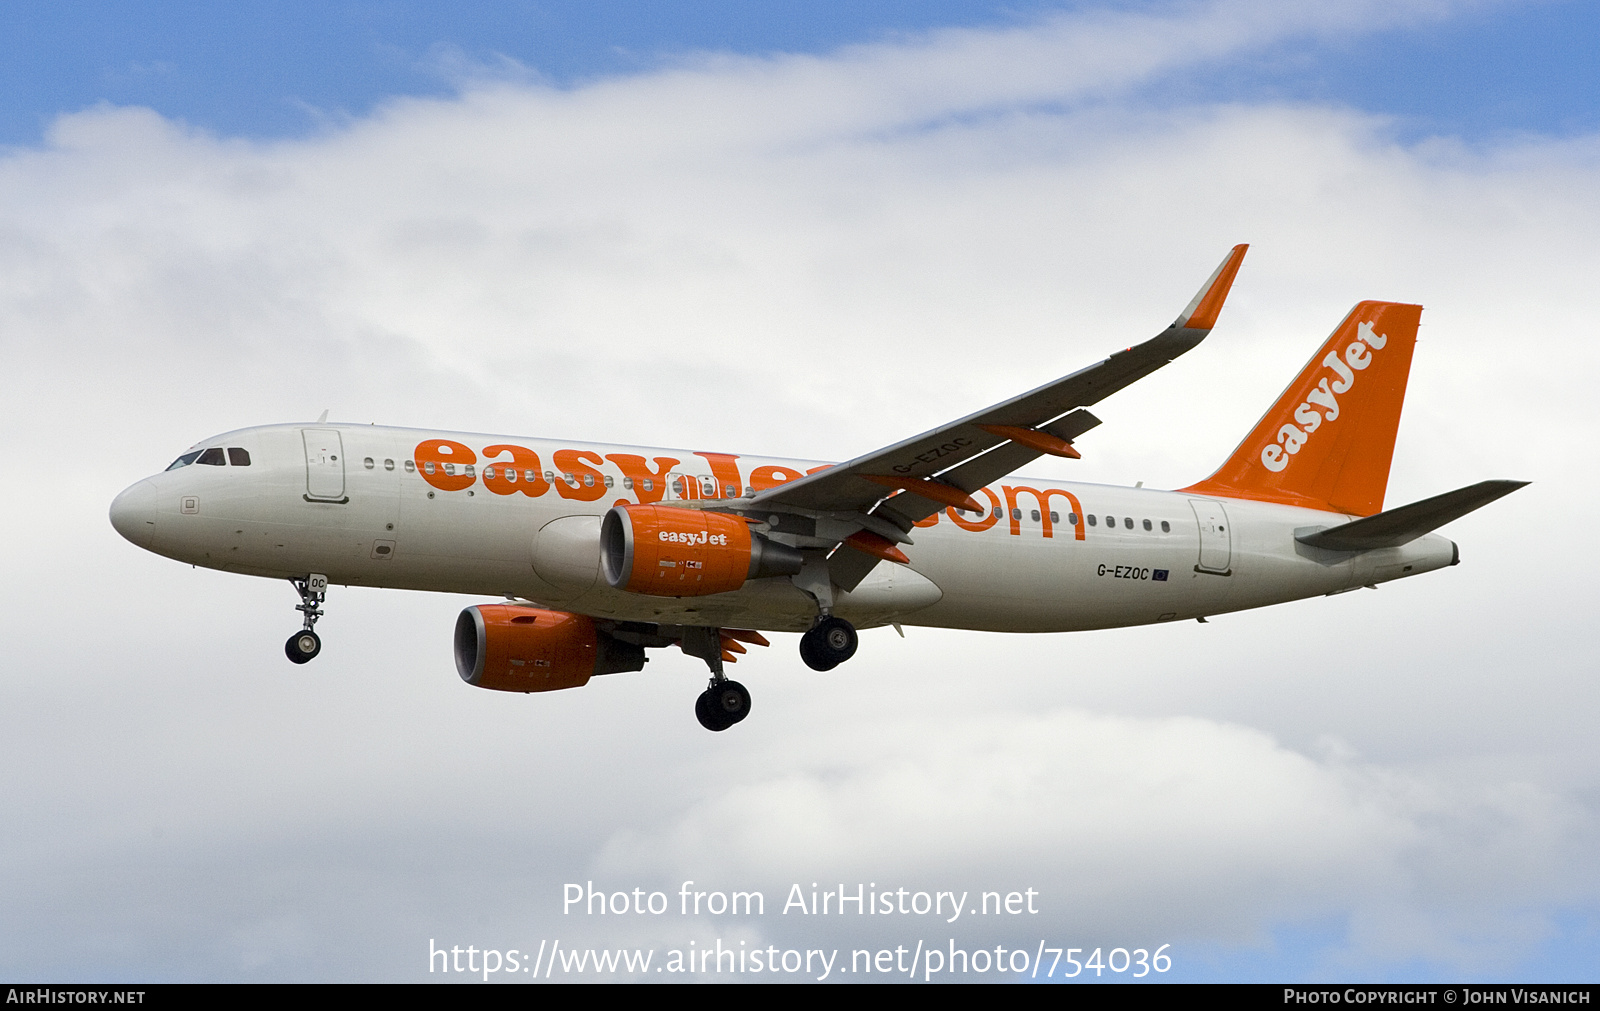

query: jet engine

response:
[600,505,803,597]
[454,604,645,693]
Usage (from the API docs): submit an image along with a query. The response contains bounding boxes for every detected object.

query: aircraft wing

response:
[748,244,1249,536]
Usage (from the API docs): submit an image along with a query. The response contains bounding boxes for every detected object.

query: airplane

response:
[108,245,1526,731]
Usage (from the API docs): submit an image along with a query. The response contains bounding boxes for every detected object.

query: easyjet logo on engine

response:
[1260,321,1388,473]
[659,530,731,546]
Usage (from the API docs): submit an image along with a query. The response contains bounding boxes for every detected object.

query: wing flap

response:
[870,411,1105,526]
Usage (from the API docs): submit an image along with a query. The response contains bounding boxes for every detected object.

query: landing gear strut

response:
[799,615,857,671]
[285,573,328,664]
[680,626,752,732]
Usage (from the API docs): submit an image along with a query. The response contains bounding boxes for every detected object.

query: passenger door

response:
[302,429,347,502]
[1189,498,1232,575]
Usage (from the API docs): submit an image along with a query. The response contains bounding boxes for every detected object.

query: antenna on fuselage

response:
[316,409,329,423]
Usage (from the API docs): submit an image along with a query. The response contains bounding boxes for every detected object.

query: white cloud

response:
[592,705,1592,973]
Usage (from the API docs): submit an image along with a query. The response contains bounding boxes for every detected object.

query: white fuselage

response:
[110,423,1457,634]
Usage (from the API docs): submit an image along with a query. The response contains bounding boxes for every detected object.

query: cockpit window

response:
[166,446,250,470]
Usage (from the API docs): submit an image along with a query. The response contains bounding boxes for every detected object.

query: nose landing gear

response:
[285,573,328,664]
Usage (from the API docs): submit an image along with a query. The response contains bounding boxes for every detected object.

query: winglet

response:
[1173,244,1248,331]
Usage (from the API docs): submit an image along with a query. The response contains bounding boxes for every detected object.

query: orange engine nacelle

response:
[454,604,646,693]
[600,505,803,597]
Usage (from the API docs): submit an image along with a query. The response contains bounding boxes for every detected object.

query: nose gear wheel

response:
[285,630,322,664]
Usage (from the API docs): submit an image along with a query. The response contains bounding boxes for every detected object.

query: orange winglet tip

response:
[978,425,1081,459]
[845,530,910,565]
[1177,243,1248,331]
[863,475,982,514]
[722,628,771,647]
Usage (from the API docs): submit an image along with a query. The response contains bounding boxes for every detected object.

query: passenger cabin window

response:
[1161,520,1170,533]
[384,459,394,471]
[1050,511,1059,523]
[1066,512,1078,525]
[227,448,251,466]
[166,451,202,471]
[1124,517,1134,529]
[363,457,375,469]
[1087,514,1097,527]
[196,448,226,466]
[1143,519,1152,531]
[405,460,416,472]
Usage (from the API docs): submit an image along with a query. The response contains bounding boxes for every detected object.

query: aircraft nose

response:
[110,479,159,548]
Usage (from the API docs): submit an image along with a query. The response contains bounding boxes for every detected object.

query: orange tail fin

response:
[1180,301,1421,517]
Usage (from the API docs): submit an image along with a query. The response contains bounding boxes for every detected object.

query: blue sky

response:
[3,0,1598,145]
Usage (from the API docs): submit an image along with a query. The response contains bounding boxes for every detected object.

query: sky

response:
[2,0,1597,984]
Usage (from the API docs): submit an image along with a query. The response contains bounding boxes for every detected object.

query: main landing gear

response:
[799,615,857,672]
[679,626,754,732]
[285,573,328,664]
[695,679,751,733]
[675,618,858,730]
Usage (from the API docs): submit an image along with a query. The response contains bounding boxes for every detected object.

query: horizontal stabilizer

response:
[1295,480,1528,552]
